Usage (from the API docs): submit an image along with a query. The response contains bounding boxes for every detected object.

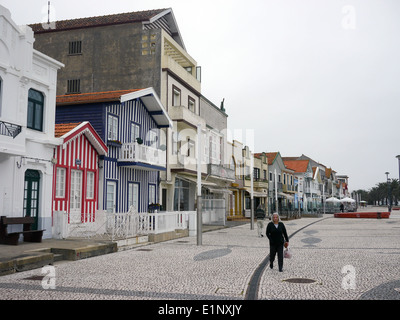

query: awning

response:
[204,186,233,195]
[278,192,294,200]
[244,188,267,198]
[176,174,217,187]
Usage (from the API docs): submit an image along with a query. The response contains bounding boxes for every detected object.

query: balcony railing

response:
[0,120,22,138]
[208,163,235,180]
[119,142,166,168]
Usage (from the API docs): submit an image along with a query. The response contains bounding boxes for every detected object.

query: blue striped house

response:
[56,88,172,214]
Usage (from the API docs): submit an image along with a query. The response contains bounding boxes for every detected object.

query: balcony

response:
[0,120,22,139]
[161,32,201,93]
[208,163,235,181]
[283,184,296,193]
[118,142,166,171]
[169,105,206,129]
[244,176,269,189]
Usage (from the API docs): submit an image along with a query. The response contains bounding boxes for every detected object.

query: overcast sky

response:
[2,0,400,191]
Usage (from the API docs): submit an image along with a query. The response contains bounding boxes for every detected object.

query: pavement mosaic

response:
[0,207,399,301]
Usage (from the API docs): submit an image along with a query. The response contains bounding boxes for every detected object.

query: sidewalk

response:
[0,207,399,300]
[0,220,245,276]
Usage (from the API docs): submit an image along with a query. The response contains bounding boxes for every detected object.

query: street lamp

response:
[385,172,391,212]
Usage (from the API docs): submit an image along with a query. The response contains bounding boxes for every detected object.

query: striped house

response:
[55,88,172,214]
[53,122,108,222]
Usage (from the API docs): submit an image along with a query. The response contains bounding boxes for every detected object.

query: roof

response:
[54,122,82,138]
[55,122,108,156]
[56,90,141,105]
[29,9,167,33]
[29,8,186,50]
[265,152,278,165]
[283,160,310,173]
[56,88,172,129]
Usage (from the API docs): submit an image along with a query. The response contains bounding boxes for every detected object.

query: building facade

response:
[30,8,232,217]
[55,88,172,214]
[52,121,108,222]
[0,5,64,238]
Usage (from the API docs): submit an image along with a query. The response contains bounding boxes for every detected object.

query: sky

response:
[1,0,400,192]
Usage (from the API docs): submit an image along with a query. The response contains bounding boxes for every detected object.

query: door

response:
[128,182,139,212]
[106,181,117,213]
[70,170,82,216]
[23,170,40,230]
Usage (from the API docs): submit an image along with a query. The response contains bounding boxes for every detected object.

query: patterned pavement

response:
[0,207,399,303]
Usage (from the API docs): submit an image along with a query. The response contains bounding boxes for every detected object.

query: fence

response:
[53,203,225,240]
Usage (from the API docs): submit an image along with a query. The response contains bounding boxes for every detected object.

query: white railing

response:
[53,209,205,240]
[138,211,192,234]
[119,142,166,167]
[105,209,195,240]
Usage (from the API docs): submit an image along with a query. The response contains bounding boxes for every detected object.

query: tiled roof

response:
[56,89,142,105]
[29,9,168,33]
[283,160,309,173]
[265,152,278,165]
[54,122,81,137]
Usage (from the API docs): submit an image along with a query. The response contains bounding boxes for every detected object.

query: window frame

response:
[27,89,44,132]
[172,85,181,107]
[107,113,119,141]
[55,167,67,199]
[86,170,95,200]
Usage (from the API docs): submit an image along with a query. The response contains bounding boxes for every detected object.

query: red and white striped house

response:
[52,122,108,223]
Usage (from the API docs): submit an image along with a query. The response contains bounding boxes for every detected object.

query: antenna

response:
[48,1,50,24]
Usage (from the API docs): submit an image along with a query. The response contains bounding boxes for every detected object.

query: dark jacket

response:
[266,222,289,245]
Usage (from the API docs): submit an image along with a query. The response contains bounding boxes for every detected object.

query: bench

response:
[0,216,45,245]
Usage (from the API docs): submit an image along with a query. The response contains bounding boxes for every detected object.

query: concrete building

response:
[0,5,63,238]
[30,8,230,218]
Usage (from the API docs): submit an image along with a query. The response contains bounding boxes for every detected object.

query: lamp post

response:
[196,123,202,246]
[385,172,391,212]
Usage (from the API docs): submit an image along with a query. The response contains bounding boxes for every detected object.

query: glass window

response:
[86,171,95,199]
[131,122,140,142]
[107,114,118,141]
[55,167,66,198]
[27,89,44,131]
[148,184,156,205]
[173,86,181,106]
[173,178,189,211]
[188,96,195,113]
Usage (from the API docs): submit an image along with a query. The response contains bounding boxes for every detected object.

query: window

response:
[67,79,80,94]
[188,96,195,113]
[55,167,66,198]
[27,89,44,131]
[107,114,118,141]
[172,86,181,106]
[174,178,189,211]
[86,171,95,199]
[128,182,139,211]
[149,184,156,205]
[147,129,158,147]
[68,41,82,55]
[131,122,140,142]
[187,138,195,157]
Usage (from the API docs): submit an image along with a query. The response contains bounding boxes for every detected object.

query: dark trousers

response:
[269,243,284,271]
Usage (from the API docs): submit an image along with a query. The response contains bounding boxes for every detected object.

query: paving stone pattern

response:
[0,209,399,300]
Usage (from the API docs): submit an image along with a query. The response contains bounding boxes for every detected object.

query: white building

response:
[0,5,63,238]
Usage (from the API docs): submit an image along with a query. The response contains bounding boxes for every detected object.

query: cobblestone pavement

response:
[0,208,399,301]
